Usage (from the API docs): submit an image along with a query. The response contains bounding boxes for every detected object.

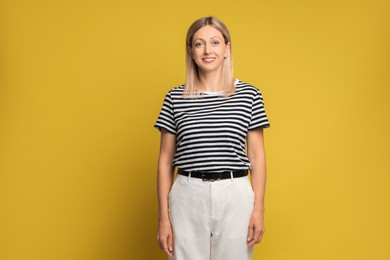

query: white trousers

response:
[168,173,255,260]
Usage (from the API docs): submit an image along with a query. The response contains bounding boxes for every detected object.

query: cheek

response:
[224,46,230,54]
[193,50,204,59]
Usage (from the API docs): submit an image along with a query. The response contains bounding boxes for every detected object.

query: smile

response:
[202,57,216,62]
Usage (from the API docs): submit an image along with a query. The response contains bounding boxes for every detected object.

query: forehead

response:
[193,25,224,40]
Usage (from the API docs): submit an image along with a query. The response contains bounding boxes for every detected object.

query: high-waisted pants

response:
[168,173,255,260]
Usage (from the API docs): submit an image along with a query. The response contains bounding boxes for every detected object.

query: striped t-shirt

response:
[154,79,270,172]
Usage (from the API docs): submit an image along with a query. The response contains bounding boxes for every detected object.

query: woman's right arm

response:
[156,129,176,257]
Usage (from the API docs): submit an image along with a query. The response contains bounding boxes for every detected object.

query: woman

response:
[154,16,270,260]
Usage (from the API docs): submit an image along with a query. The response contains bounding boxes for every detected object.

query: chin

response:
[198,64,223,73]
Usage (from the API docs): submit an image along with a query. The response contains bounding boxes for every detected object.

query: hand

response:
[247,211,265,246]
[157,218,174,257]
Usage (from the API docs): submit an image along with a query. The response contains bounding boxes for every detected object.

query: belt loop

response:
[188,172,191,183]
[230,171,234,182]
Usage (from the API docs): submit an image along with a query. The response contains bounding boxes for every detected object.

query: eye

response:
[194,42,204,47]
[212,41,220,45]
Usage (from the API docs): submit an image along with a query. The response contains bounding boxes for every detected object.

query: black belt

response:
[178,169,248,181]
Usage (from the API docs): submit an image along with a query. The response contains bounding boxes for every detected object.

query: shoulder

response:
[235,79,263,97]
[164,84,185,98]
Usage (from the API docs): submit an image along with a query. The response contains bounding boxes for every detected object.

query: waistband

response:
[177,169,248,181]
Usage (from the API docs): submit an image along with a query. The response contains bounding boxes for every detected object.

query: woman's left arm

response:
[246,128,267,246]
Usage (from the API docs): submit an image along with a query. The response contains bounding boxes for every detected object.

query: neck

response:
[198,70,224,92]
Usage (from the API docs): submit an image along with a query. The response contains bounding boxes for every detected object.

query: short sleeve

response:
[154,92,176,135]
[248,90,270,130]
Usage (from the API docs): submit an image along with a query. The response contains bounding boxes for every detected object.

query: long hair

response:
[184,16,234,98]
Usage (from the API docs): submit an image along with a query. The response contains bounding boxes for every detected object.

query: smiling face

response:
[188,25,230,75]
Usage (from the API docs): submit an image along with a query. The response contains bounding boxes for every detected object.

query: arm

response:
[246,128,267,246]
[156,129,176,256]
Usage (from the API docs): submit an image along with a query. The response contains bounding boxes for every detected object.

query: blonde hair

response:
[184,16,234,98]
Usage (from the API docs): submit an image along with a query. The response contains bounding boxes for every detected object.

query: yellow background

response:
[1,0,389,259]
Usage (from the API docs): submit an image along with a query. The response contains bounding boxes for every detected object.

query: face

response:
[188,25,230,74]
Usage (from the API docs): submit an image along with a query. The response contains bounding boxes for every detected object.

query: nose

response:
[204,43,212,54]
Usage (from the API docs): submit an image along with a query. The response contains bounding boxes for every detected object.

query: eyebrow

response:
[193,36,222,41]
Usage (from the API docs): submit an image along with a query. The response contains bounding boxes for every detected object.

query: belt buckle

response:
[201,173,221,182]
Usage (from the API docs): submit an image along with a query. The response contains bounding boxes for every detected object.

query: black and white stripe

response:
[154,79,270,172]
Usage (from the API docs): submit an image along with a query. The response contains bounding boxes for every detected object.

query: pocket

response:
[243,178,255,198]
[168,177,179,199]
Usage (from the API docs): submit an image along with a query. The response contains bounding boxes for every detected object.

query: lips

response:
[202,57,216,62]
